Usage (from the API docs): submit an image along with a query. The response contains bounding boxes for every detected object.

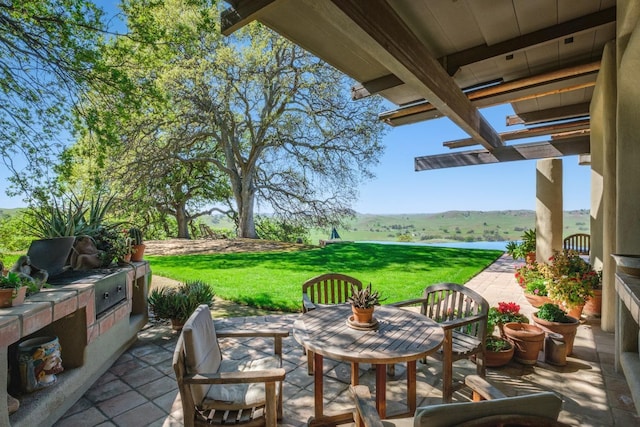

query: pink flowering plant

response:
[538,250,601,309]
[515,263,548,296]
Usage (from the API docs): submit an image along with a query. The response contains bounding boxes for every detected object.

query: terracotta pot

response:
[583,289,602,316]
[0,287,27,308]
[564,303,584,320]
[524,293,553,308]
[485,337,515,368]
[352,306,374,324]
[502,322,545,365]
[170,318,185,331]
[118,253,132,264]
[532,313,580,355]
[131,244,146,262]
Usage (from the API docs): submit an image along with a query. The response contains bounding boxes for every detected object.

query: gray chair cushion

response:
[413,392,562,427]
[182,305,222,405]
[202,356,282,409]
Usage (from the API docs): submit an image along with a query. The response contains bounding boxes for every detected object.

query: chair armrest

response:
[350,385,385,427]
[391,297,426,308]
[302,293,316,311]
[465,374,507,400]
[217,328,290,356]
[183,368,286,385]
[439,313,487,330]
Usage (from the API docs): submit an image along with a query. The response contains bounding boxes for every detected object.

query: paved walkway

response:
[54,254,639,426]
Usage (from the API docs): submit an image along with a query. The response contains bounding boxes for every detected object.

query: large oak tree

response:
[84,0,385,238]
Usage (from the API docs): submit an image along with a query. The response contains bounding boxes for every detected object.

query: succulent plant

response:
[128,227,144,245]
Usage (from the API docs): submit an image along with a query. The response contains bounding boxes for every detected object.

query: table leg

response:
[351,362,359,386]
[314,352,323,418]
[375,364,387,419]
[407,361,417,414]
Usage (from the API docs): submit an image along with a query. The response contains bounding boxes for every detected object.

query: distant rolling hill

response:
[207,209,590,244]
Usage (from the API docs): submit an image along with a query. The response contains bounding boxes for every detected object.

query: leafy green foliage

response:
[147,243,503,312]
[148,280,215,322]
[485,336,512,352]
[536,303,571,323]
[505,229,536,260]
[255,216,309,244]
[0,0,106,198]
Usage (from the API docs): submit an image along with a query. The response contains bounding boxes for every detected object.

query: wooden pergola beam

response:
[352,7,614,98]
[331,0,503,151]
[506,103,591,126]
[441,7,615,75]
[380,61,599,126]
[221,0,275,36]
[444,119,591,148]
[415,135,590,171]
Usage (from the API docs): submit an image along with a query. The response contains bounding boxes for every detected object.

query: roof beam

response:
[506,103,591,126]
[441,7,615,75]
[221,0,275,36]
[331,0,503,150]
[380,60,599,126]
[352,7,614,97]
[415,136,590,171]
[444,119,591,149]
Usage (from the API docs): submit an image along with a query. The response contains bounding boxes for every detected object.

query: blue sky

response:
[352,101,590,214]
[0,2,591,214]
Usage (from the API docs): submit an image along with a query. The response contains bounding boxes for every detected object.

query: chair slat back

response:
[563,233,590,255]
[303,273,362,306]
[422,283,488,339]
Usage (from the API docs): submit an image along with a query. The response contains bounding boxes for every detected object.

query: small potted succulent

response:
[347,283,384,324]
[0,272,31,308]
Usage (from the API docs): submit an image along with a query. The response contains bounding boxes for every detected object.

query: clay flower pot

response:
[502,322,545,365]
[351,306,374,324]
[583,289,602,316]
[532,312,580,355]
[524,293,553,308]
[485,336,515,368]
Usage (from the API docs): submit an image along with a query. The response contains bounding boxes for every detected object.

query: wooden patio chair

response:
[563,233,590,255]
[172,304,289,427]
[393,283,489,402]
[301,273,362,374]
[352,374,567,427]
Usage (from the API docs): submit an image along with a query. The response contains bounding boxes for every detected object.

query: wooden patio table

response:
[293,304,444,426]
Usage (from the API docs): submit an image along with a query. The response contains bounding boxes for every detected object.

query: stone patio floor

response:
[54,254,639,426]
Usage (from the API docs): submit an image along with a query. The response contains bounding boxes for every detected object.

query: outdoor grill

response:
[48,268,128,317]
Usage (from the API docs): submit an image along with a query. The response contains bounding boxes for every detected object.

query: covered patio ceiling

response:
[221,0,615,170]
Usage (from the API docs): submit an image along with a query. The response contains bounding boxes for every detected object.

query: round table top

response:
[293,304,444,364]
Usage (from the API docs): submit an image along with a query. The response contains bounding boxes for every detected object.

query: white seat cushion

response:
[202,356,282,409]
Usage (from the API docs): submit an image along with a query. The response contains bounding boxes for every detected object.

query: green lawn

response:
[147,242,503,312]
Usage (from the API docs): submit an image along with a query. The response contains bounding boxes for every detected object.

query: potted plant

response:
[502,321,545,365]
[147,280,215,330]
[538,250,600,318]
[487,301,529,338]
[129,227,145,262]
[506,229,536,263]
[0,272,30,307]
[484,336,515,368]
[347,283,384,324]
[532,303,580,355]
[516,262,554,307]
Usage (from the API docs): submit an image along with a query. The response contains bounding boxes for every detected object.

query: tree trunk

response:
[237,184,257,238]
[176,204,191,239]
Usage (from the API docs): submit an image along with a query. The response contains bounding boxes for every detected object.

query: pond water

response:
[356,240,509,251]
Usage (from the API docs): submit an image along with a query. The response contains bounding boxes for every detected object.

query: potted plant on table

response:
[148,280,215,330]
[347,283,384,324]
[532,302,580,355]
